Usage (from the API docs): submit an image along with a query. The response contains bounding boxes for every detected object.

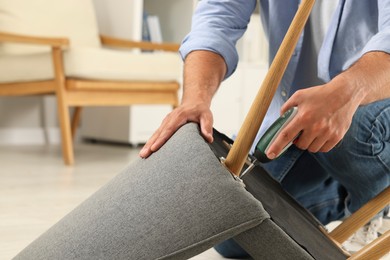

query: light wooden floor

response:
[0,142,227,260]
[0,142,388,259]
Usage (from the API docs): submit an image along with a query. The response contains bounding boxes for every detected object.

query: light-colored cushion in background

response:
[0,0,101,55]
[0,0,181,84]
[0,48,182,83]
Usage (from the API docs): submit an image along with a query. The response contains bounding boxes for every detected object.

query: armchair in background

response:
[0,0,181,165]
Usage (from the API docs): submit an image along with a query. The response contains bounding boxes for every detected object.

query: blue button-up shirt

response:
[180,0,390,145]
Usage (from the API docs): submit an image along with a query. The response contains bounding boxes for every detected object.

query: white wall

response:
[144,0,194,43]
[93,0,142,40]
[0,95,60,145]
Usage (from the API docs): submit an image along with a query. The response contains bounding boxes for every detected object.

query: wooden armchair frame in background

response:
[328,186,390,259]
[0,32,180,165]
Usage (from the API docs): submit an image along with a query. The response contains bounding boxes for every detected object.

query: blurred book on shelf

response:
[142,12,151,42]
[142,12,163,43]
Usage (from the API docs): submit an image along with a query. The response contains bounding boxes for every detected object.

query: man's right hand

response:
[139,50,227,158]
[139,101,214,158]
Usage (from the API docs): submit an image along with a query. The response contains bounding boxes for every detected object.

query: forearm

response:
[337,51,390,106]
[181,50,227,106]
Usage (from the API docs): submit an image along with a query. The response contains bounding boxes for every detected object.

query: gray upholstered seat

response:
[14,123,314,259]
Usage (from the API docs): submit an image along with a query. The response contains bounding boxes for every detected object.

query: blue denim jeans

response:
[215,99,390,259]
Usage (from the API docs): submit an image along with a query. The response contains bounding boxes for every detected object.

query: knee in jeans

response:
[214,239,249,259]
[341,106,389,156]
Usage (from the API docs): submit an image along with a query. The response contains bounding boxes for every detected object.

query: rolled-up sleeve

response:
[362,0,390,54]
[179,0,256,79]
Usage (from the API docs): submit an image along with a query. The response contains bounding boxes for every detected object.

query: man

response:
[140,0,390,257]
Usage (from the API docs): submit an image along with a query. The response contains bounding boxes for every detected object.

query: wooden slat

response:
[66,79,179,92]
[100,35,180,52]
[0,81,56,95]
[329,186,390,243]
[349,230,390,260]
[0,31,69,47]
[71,107,82,140]
[224,0,315,176]
[66,91,178,106]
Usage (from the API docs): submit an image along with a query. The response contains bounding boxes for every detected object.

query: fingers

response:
[294,135,327,153]
[200,112,214,143]
[139,114,185,158]
[150,124,183,152]
[139,131,160,158]
[280,94,299,115]
[266,116,343,159]
[139,127,162,158]
[139,105,214,158]
[267,85,356,158]
[266,120,302,159]
[292,120,344,153]
[295,137,339,153]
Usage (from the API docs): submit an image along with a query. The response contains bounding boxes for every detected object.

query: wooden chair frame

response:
[0,32,180,165]
[330,186,390,259]
[220,0,389,258]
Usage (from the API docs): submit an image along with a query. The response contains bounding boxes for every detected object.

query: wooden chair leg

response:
[52,47,74,165]
[329,186,390,244]
[349,230,390,260]
[71,107,82,140]
[56,100,74,165]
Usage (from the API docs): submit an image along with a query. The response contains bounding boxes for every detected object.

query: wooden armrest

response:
[0,31,69,47]
[100,35,180,52]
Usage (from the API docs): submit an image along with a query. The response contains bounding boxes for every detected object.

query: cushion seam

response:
[158,216,269,260]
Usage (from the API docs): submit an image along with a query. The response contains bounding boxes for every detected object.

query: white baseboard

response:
[0,127,61,145]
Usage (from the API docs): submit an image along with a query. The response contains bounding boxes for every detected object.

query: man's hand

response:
[266,76,361,159]
[139,50,227,158]
[139,102,214,158]
[266,51,390,159]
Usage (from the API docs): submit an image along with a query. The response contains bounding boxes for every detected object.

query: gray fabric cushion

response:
[233,219,314,260]
[14,123,269,259]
